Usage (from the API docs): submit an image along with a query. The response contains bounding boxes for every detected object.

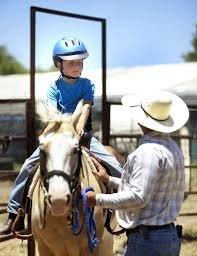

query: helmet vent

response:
[53,37,88,62]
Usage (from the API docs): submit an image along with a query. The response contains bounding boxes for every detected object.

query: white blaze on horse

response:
[31,102,113,256]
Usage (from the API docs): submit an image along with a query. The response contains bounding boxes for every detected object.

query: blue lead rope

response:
[81,186,100,252]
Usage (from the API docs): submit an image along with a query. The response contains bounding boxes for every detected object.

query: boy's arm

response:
[45,84,60,114]
[76,100,92,136]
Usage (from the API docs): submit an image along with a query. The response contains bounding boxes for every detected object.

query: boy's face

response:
[61,59,83,78]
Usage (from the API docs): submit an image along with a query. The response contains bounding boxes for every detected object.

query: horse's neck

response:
[80,149,105,193]
[28,167,41,199]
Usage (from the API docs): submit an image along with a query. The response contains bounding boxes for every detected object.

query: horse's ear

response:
[37,101,50,123]
[71,100,83,129]
[37,101,62,123]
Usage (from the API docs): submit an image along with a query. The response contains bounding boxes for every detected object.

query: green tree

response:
[0,45,27,75]
[182,25,197,62]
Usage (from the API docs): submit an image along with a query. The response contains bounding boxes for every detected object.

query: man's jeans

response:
[8,136,123,214]
[124,225,181,256]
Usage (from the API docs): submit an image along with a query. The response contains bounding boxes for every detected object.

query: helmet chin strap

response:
[61,71,79,79]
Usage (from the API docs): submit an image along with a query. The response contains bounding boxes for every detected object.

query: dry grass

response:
[0,180,13,204]
[0,212,30,256]
[181,241,197,256]
[0,238,28,256]
[180,194,197,214]
[0,182,197,256]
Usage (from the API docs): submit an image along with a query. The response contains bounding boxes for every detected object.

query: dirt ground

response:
[0,215,197,256]
[0,180,13,204]
[0,238,28,256]
[0,182,197,256]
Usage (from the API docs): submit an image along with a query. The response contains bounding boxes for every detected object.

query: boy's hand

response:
[76,101,91,137]
[86,191,96,207]
[76,122,84,137]
[91,157,109,184]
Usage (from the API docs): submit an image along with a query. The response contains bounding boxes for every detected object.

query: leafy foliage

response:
[183,25,197,62]
[0,45,27,75]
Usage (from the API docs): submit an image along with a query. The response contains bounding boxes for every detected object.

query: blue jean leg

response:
[7,147,40,214]
[124,226,181,256]
[89,137,123,178]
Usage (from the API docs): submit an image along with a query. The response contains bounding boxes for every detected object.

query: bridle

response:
[39,146,82,194]
[38,144,84,234]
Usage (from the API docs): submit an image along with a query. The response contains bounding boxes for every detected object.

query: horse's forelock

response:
[41,118,76,138]
[42,121,61,136]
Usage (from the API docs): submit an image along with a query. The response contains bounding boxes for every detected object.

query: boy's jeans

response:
[8,137,123,214]
[124,225,181,256]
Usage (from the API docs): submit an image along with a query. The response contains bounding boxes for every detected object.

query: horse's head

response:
[38,102,83,216]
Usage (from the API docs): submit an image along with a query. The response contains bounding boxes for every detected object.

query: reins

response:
[11,208,33,240]
[104,209,125,235]
[41,147,82,193]
[70,189,84,236]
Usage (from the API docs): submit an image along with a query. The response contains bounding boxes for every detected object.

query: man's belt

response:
[126,223,175,235]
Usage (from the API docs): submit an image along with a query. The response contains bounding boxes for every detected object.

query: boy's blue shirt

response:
[46,77,95,131]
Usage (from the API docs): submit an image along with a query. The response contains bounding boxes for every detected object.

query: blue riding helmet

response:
[53,37,89,66]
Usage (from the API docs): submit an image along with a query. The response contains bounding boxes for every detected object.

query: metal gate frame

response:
[30,6,107,144]
[31,6,107,256]
[0,6,107,256]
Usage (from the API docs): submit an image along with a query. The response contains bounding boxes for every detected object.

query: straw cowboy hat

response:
[121,91,189,133]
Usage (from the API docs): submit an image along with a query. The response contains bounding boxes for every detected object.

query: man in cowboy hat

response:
[86,91,189,256]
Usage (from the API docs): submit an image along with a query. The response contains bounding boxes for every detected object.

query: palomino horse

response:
[31,103,113,256]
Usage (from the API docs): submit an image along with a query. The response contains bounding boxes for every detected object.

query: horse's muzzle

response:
[48,194,71,216]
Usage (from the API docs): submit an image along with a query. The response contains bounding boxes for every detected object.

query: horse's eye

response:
[39,143,44,151]
[73,147,79,154]
[40,147,47,158]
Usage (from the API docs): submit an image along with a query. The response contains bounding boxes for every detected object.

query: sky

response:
[0,0,197,70]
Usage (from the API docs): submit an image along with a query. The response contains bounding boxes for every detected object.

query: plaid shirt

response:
[96,131,185,229]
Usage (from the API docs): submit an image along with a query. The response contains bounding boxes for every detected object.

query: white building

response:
[0,63,197,190]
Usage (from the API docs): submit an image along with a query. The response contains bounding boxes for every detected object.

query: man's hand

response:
[86,191,96,207]
[91,157,109,184]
